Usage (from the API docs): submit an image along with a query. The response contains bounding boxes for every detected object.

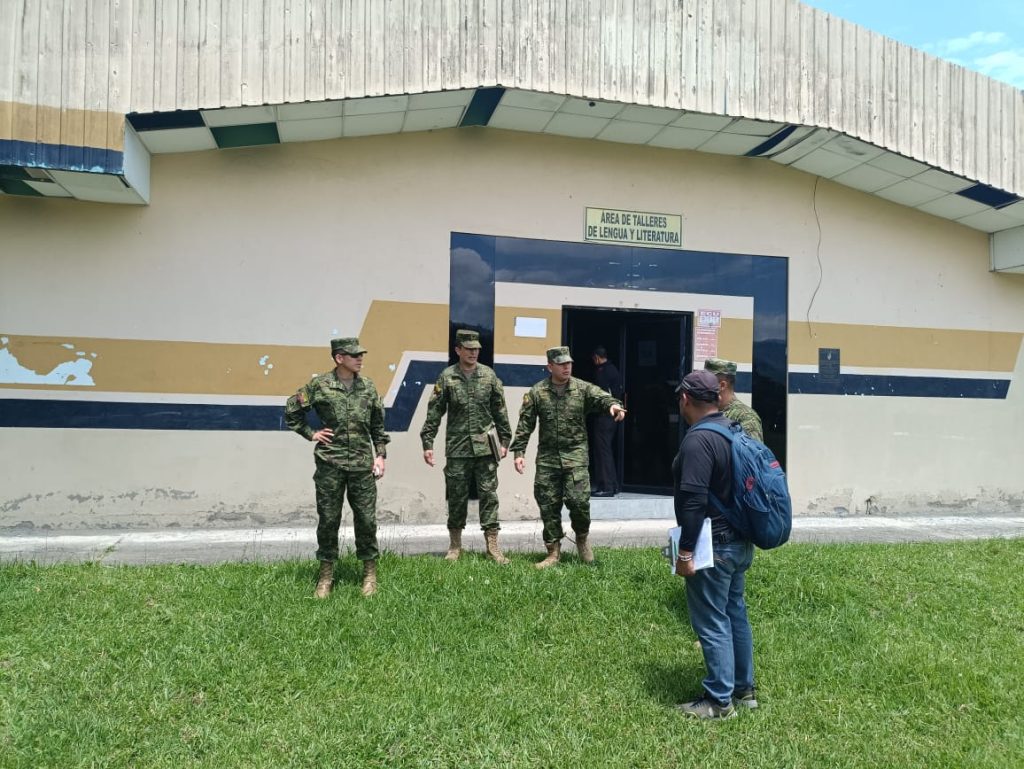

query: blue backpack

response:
[689,421,792,549]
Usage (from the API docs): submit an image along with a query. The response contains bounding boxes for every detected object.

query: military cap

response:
[455,329,482,349]
[704,357,738,376]
[546,346,574,364]
[331,337,367,355]
[675,370,720,401]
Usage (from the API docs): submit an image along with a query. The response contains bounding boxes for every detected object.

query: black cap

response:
[675,370,720,402]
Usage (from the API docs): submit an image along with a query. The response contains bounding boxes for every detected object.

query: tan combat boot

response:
[484,527,511,565]
[576,532,595,564]
[534,540,561,570]
[314,560,334,599]
[361,559,378,597]
[444,528,463,561]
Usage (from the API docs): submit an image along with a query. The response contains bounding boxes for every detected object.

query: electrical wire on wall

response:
[806,176,824,340]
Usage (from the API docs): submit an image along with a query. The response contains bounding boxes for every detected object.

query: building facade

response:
[2,0,1023,529]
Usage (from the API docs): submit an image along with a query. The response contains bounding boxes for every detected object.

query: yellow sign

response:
[584,207,682,249]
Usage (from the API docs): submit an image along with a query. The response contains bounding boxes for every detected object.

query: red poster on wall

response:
[695,309,720,360]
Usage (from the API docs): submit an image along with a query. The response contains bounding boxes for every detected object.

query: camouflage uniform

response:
[420,345,512,531]
[511,348,621,544]
[285,341,389,563]
[723,398,763,442]
[705,357,764,442]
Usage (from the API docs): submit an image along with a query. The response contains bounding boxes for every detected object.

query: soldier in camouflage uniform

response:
[511,346,626,568]
[284,337,390,598]
[420,329,513,564]
[704,357,763,442]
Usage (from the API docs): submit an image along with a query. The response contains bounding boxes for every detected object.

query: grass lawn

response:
[1,539,1022,768]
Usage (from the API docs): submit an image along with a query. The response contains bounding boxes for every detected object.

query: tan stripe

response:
[0,101,124,152]
[2,318,1019,399]
[717,318,754,364]
[0,335,326,397]
[0,101,15,143]
[356,300,449,390]
[495,307,562,355]
[788,323,1023,371]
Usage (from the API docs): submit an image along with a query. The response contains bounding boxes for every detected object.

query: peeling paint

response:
[0,339,95,386]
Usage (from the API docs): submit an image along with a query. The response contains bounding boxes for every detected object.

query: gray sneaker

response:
[676,695,737,720]
[732,689,758,709]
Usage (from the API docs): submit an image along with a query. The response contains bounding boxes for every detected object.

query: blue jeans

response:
[684,541,755,705]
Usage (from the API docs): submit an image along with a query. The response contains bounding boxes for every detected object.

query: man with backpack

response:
[672,370,757,720]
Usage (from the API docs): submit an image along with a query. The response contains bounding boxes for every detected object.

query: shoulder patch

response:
[522,392,531,405]
[433,382,443,395]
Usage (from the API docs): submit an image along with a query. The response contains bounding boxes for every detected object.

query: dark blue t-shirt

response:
[673,412,736,550]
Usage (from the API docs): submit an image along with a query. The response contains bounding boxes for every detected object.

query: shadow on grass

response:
[276,557,365,587]
[642,661,707,706]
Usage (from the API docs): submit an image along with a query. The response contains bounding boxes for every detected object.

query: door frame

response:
[448,232,789,468]
[562,305,692,495]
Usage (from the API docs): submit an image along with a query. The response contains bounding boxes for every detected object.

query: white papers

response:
[668,520,714,573]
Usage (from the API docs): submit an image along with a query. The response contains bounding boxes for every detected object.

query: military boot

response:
[314,560,334,599]
[360,559,378,597]
[484,527,511,565]
[444,528,463,561]
[534,540,561,570]
[576,532,595,564]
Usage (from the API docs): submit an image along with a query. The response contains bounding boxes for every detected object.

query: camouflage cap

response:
[704,357,738,377]
[331,337,367,355]
[675,370,720,401]
[455,329,482,349]
[546,346,574,364]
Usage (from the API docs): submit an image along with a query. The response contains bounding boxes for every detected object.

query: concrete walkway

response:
[2,513,1023,565]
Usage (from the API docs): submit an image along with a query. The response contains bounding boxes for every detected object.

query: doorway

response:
[563,307,693,495]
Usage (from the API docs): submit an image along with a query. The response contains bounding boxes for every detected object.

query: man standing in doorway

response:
[284,337,390,599]
[511,346,626,568]
[590,346,624,497]
[673,370,756,720]
[704,357,763,442]
[420,329,514,564]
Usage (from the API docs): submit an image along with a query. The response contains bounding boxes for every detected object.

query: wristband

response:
[678,554,693,562]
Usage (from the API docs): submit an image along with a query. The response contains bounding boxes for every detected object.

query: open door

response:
[564,307,692,495]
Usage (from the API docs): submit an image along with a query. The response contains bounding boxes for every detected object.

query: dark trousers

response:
[592,414,618,493]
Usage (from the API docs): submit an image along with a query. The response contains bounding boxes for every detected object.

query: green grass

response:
[1,540,1022,768]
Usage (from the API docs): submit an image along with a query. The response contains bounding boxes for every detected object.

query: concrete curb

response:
[2,514,1023,565]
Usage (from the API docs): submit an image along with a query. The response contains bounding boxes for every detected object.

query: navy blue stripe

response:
[0,399,286,431]
[493,363,549,387]
[459,87,505,127]
[383,361,446,432]
[956,183,1020,209]
[127,110,205,131]
[0,370,1010,432]
[744,125,799,157]
[0,139,123,174]
[789,373,1010,398]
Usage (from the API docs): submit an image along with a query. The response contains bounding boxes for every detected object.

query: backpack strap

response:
[687,421,737,515]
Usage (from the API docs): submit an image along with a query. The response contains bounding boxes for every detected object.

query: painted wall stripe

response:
[789,373,1011,399]
[0,365,1010,432]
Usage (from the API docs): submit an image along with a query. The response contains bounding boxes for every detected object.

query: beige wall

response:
[2,128,1023,529]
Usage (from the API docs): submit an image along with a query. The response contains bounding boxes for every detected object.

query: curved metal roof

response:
[2,0,1023,233]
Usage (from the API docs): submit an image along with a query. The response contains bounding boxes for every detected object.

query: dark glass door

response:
[564,307,691,495]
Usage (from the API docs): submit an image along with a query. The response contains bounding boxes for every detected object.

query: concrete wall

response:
[2,127,1023,529]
